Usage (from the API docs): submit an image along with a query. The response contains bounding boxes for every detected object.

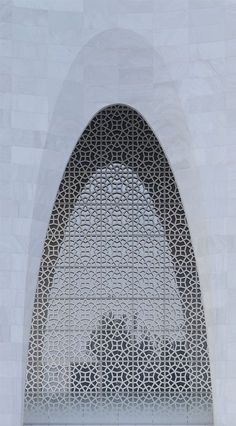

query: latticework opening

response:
[24,105,213,425]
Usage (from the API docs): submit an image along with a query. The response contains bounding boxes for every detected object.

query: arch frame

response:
[22,28,216,425]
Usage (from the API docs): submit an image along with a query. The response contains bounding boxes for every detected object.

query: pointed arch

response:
[24,105,213,425]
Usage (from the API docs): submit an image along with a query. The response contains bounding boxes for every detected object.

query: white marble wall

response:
[0,0,234,425]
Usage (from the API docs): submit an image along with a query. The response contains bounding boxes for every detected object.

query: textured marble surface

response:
[0,0,234,425]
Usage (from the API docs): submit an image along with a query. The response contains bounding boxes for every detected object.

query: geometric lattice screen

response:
[24,105,213,425]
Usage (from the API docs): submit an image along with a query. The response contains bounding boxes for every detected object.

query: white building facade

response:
[0,1,235,425]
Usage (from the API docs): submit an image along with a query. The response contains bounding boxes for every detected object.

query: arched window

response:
[24,105,213,425]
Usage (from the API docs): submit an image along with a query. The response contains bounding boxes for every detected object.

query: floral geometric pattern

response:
[24,105,213,425]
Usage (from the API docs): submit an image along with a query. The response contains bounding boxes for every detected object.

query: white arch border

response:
[22,28,216,425]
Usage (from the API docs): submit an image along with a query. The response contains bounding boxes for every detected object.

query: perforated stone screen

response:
[24,105,213,425]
